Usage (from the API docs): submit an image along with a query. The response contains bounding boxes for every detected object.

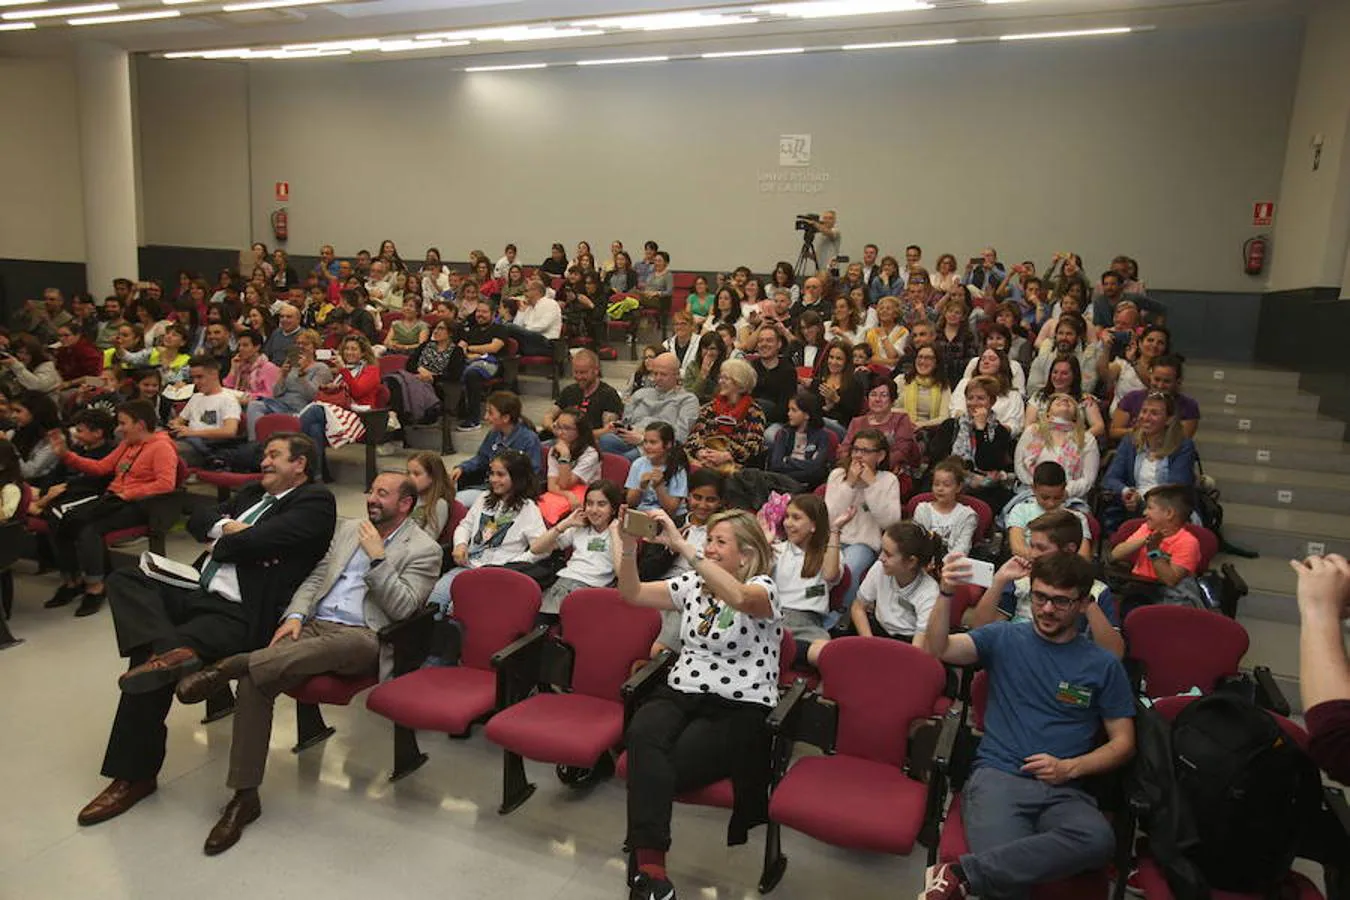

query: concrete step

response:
[1218,553,1300,626]
[1236,617,1301,686]
[1223,501,1350,543]
[1188,363,1301,389]
[1197,439,1350,475]
[1188,384,1321,413]
[1209,473,1350,515]
[1197,412,1345,440]
[1197,429,1350,454]
[1204,403,1338,425]
[1206,459,1350,491]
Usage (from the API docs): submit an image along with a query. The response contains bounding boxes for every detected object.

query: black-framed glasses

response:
[1029,591,1078,611]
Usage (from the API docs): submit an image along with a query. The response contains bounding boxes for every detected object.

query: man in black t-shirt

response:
[750,325,797,426]
[455,300,508,430]
[542,348,623,437]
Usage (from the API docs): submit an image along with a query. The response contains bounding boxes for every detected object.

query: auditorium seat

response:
[194,414,300,500]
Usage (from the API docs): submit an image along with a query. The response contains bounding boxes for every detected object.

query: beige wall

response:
[135,57,252,251]
[0,58,85,262]
[136,18,1301,292]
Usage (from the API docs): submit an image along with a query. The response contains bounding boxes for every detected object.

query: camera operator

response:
[797,210,841,274]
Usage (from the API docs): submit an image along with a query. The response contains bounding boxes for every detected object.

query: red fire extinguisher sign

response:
[1252,202,1274,227]
[275,181,289,202]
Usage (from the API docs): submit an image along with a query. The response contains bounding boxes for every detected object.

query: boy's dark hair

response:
[687,468,725,497]
[264,432,318,482]
[70,407,117,438]
[118,399,158,432]
[1032,461,1067,488]
[1151,354,1185,380]
[1028,509,1084,551]
[188,354,220,373]
[1146,484,1193,522]
[1030,551,1095,598]
[485,391,522,424]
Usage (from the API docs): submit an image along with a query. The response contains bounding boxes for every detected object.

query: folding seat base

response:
[499,752,537,815]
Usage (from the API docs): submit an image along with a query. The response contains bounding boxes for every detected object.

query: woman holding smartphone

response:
[617,506,782,900]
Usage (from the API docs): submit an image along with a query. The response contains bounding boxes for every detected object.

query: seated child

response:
[911,456,979,556]
[1108,483,1204,610]
[850,522,944,651]
[1003,461,1092,559]
[530,481,622,621]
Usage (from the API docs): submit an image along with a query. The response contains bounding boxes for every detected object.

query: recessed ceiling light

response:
[221,0,329,12]
[378,38,469,52]
[0,0,45,7]
[1000,26,1131,40]
[842,37,956,49]
[575,11,756,31]
[464,62,548,72]
[702,47,805,58]
[576,55,669,66]
[2,2,115,19]
[70,7,177,22]
[753,1,931,18]
[0,18,35,26]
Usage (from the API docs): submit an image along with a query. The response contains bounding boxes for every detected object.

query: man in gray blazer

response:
[175,470,441,855]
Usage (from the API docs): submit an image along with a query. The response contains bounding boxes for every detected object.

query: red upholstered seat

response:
[769,637,947,857]
[104,526,151,545]
[616,751,734,808]
[365,666,498,735]
[288,673,377,705]
[1124,606,1249,697]
[365,569,541,740]
[770,755,930,854]
[1134,856,1321,899]
[938,797,1109,900]
[378,354,408,374]
[600,452,631,484]
[1108,518,1220,572]
[486,692,624,768]
[197,413,300,496]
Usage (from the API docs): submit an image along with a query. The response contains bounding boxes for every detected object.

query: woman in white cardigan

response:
[951,349,1025,437]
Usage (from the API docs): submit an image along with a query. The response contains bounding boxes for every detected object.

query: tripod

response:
[793,228,819,276]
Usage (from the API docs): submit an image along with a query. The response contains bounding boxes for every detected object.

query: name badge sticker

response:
[1055,681,1093,708]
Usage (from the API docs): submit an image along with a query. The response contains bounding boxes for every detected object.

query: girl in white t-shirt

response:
[530,480,623,618]
[772,493,852,669]
[537,408,601,526]
[911,456,979,556]
[851,522,946,651]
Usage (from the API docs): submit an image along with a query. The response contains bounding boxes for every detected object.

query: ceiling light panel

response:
[1000,26,1131,40]
[70,7,177,22]
[2,2,115,19]
[753,1,932,19]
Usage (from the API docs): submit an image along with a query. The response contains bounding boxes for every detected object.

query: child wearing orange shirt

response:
[1109,484,1203,607]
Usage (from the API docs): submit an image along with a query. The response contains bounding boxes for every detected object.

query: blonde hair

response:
[705,509,773,579]
[719,357,758,394]
[1037,392,1087,448]
[1133,391,1185,460]
[874,296,900,322]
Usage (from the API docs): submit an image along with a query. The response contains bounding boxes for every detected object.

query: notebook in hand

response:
[139,552,201,590]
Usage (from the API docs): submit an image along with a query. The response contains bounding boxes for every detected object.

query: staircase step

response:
[1205,459,1350,492]
[1204,403,1338,424]
[1188,385,1321,412]
[1216,554,1300,627]
[1236,617,1302,684]
[1197,430,1350,454]
[1215,480,1350,514]
[1223,501,1350,541]
[1196,440,1350,475]
[1188,363,1300,388]
[1221,523,1350,561]
[1197,413,1344,440]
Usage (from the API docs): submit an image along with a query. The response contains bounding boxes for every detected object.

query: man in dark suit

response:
[77,432,337,828]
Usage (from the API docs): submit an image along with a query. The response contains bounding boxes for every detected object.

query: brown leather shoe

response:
[203,791,261,856]
[119,647,203,695]
[77,778,157,826]
[175,666,227,706]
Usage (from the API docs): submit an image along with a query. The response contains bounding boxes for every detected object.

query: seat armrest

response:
[1251,665,1291,717]
[1327,786,1350,837]
[776,689,838,755]
[932,709,964,778]
[378,606,437,676]
[765,679,810,734]
[1219,562,1248,618]
[491,625,550,707]
[621,650,675,702]
[136,490,185,534]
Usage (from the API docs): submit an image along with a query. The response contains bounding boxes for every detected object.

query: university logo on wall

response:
[779,134,812,167]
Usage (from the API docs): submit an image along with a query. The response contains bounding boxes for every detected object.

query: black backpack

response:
[1164,692,1323,897]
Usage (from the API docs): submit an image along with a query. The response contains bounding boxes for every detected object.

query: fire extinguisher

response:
[1243,234,1268,275]
[271,207,288,243]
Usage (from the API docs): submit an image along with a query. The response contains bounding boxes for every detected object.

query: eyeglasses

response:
[1029,591,1079,611]
[851,446,882,455]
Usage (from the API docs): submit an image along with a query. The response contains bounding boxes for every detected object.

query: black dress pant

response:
[625,684,771,852]
[53,494,148,581]
[100,568,252,781]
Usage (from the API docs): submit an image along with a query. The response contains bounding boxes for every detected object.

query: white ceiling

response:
[0,0,1309,61]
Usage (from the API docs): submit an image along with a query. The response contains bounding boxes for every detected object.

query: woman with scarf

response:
[1013,393,1100,499]
[951,348,1025,437]
[684,358,767,472]
[896,345,951,431]
[926,375,1015,510]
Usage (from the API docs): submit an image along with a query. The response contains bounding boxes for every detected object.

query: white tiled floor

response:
[0,361,931,900]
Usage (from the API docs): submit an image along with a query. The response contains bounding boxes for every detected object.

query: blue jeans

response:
[838,543,876,609]
[299,405,328,473]
[960,766,1116,900]
[423,566,468,667]
[460,359,500,426]
[597,431,642,460]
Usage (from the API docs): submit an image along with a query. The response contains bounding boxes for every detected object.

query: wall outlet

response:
[1256,449,1271,462]
[1213,370,1225,380]
[1238,419,1252,431]
[1277,489,1293,504]
[1224,393,1238,404]
[1308,541,1327,557]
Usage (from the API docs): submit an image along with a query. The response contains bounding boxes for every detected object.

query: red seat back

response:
[255,414,302,443]
[600,452,631,485]
[559,588,660,699]
[902,492,993,541]
[443,500,468,545]
[450,568,541,670]
[1124,606,1248,697]
[1108,518,1219,572]
[828,566,851,612]
[379,354,408,375]
[374,383,391,408]
[948,584,981,629]
[816,636,947,766]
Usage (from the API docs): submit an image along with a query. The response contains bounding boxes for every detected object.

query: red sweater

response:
[1306,699,1350,785]
[340,364,381,405]
[62,431,178,501]
[55,338,103,381]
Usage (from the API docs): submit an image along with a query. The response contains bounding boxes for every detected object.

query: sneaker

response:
[456,420,481,432]
[919,863,968,900]
[629,872,677,900]
[44,584,84,609]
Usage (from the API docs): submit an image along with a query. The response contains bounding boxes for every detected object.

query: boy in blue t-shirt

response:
[922,551,1136,900]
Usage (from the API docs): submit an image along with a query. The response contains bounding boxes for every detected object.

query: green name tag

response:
[586,538,608,552]
[1055,681,1093,708]
[805,583,826,599]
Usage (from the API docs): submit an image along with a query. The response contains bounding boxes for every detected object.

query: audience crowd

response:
[3,230,1347,900]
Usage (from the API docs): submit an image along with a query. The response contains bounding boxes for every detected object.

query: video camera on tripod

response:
[795,213,822,234]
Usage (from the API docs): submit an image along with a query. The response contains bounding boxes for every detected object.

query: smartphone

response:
[968,257,983,268]
[966,559,995,589]
[622,509,661,540]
